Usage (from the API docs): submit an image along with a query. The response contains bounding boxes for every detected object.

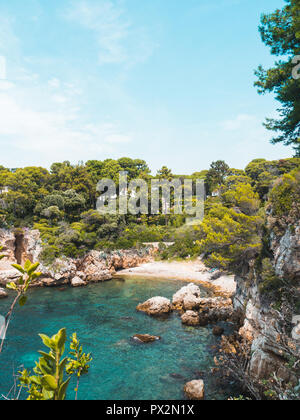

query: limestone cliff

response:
[234,217,300,387]
[0,229,156,287]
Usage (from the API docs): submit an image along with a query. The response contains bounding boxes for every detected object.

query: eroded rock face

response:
[198,297,233,324]
[183,295,201,311]
[271,223,300,280]
[0,229,155,287]
[0,288,8,298]
[0,269,20,285]
[181,311,200,326]
[292,323,300,342]
[136,297,172,316]
[172,283,201,308]
[184,380,205,400]
[233,220,300,386]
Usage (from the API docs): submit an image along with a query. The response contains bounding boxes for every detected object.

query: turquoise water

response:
[0,278,236,400]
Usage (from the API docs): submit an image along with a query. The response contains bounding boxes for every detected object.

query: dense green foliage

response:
[0,157,299,277]
[255,0,300,155]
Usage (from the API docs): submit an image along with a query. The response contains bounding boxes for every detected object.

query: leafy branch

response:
[19,329,91,400]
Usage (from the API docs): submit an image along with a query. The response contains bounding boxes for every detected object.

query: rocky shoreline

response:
[0,229,156,288]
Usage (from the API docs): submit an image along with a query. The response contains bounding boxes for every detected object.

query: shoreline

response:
[114,260,236,297]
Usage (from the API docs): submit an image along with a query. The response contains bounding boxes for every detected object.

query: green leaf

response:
[39,334,54,349]
[41,375,57,391]
[30,375,42,386]
[57,377,71,401]
[24,260,31,271]
[17,276,24,285]
[19,296,28,306]
[58,357,68,381]
[28,262,40,276]
[56,328,67,350]
[0,255,5,261]
[42,388,54,400]
[38,351,55,363]
[31,272,42,280]
[11,264,25,274]
[6,282,17,290]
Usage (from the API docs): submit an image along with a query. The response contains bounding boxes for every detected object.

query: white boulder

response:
[71,277,87,288]
[184,380,205,400]
[172,283,201,308]
[136,297,172,316]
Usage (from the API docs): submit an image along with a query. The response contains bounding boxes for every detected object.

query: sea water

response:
[0,277,238,400]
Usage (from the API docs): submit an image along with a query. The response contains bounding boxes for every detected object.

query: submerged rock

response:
[184,379,205,400]
[136,297,172,316]
[212,326,224,337]
[0,288,8,298]
[172,283,201,308]
[132,334,161,343]
[181,311,200,326]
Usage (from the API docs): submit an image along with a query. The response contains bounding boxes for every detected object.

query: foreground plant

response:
[19,328,92,400]
[0,258,41,354]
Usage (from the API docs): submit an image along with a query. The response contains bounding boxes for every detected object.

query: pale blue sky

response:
[0,0,292,173]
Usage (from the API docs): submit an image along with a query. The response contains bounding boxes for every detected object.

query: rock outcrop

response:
[0,229,156,287]
[234,220,300,385]
[184,380,205,400]
[136,297,172,316]
[71,277,87,288]
[172,283,201,309]
[181,311,200,326]
[179,295,233,326]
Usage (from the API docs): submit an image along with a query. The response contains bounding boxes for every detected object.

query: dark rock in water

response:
[132,334,161,343]
[170,373,185,380]
[58,287,67,292]
[198,315,209,327]
[212,326,224,337]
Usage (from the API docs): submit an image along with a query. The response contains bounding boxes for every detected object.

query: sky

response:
[0,0,293,174]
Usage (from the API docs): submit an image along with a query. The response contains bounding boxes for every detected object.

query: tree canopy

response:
[255,0,300,155]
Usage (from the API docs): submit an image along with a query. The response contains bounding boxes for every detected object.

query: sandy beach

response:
[114,260,236,296]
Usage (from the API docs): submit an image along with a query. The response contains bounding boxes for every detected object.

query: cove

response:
[0,277,238,400]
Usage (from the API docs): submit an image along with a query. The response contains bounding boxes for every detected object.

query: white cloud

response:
[48,78,61,89]
[65,0,156,66]
[220,114,255,131]
[0,84,132,164]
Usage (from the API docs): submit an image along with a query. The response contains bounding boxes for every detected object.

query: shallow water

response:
[0,277,237,400]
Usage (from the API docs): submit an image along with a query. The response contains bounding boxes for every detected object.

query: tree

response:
[199,204,263,271]
[156,166,173,181]
[255,0,300,155]
[205,161,230,194]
